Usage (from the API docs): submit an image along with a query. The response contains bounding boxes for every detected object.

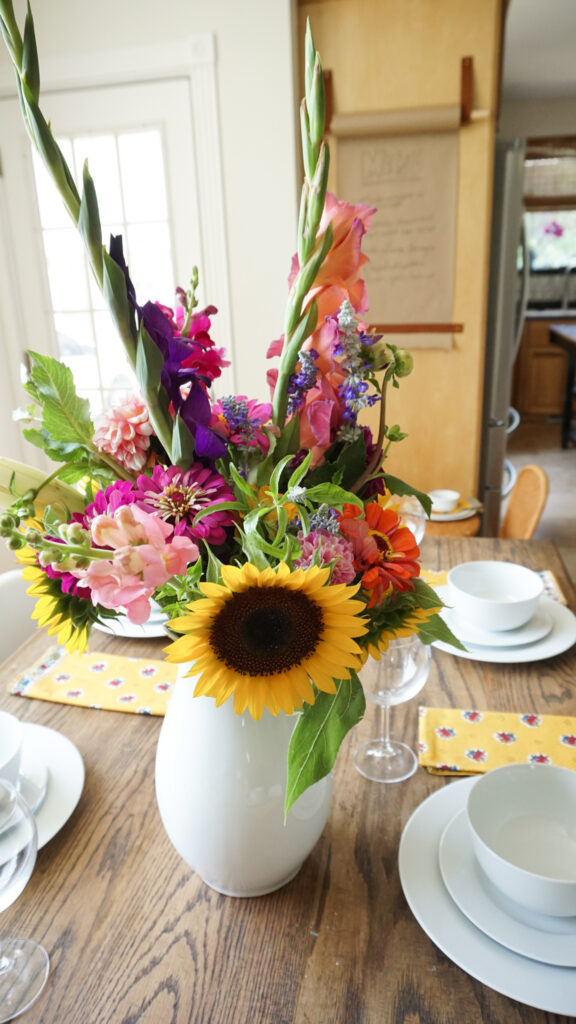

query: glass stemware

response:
[0,778,49,1022]
[354,635,432,783]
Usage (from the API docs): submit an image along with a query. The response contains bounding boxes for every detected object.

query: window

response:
[0,43,232,468]
[524,140,576,271]
[32,130,175,415]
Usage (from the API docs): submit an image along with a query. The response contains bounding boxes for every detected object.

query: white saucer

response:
[442,601,552,648]
[22,723,85,849]
[430,500,481,523]
[439,809,576,967]
[18,745,49,815]
[399,778,576,1014]
[432,590,576,663]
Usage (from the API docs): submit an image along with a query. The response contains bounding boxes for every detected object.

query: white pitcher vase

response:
[155,665,333,897]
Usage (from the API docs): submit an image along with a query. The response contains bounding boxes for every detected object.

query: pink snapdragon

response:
[73,505,199,624]
[93,394,154,473]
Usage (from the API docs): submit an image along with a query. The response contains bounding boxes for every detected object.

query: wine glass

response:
[354,635,432,783]
[0,778,49,1022]
[395,495,427,544]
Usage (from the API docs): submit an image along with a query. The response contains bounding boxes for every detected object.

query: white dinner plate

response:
[92,617,168,639]
[432,590,576,663]
[399,778,576,1015]
[439,809,576,967]
[441,600,553,648]
[21,723,85,849]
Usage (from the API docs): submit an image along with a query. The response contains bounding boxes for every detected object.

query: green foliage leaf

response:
[102,250,137,365]
[384,473,431,517]
[285,674,365,815]
[170,413,196,470]
[23,352,95,461]
[304,482,362,510]
[78,162,103,280]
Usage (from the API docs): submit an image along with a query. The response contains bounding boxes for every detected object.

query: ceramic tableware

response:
[0,710,22,785]
[448,561,543,632]
[466,763,576,917]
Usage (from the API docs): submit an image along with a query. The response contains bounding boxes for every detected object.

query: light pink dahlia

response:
[294,529,356,585]
[93,394,154,473]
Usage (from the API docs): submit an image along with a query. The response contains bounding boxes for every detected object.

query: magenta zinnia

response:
[134,464,236,544]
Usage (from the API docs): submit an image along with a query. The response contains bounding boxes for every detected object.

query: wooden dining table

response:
[1,536,575,1024]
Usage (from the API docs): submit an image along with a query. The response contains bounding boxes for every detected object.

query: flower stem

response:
[272,21,330,434]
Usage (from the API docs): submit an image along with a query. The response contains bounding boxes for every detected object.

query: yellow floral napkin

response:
[9,645,178,716]
[419,706,576,775]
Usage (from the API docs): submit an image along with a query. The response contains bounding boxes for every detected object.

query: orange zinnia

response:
[339,502,420,608]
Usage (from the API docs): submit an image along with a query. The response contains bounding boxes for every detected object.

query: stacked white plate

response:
[432,585,576,663]
[399,778,576,1014]
[18,723,84,849]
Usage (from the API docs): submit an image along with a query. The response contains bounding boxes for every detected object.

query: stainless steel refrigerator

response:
[479,138,530,535]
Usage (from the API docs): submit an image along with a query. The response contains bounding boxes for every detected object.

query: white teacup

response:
[0,710,23,785]
[428,489,460,514]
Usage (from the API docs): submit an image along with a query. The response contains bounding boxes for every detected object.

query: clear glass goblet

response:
[354,635,432,783]
[0,778,49,1022]
[395,495,427,544]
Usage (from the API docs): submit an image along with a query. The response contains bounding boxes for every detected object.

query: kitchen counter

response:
[525,308,576,320]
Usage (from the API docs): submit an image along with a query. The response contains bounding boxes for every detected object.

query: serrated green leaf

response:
[304,482,362,510]
[24,352,95,450]
[285,674,365,815]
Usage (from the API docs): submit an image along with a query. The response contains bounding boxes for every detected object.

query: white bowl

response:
[447,560,543,632]
[466,764,576,917]
[429,489,460,513]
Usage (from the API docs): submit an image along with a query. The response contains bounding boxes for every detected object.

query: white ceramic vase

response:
[155,666,333,897]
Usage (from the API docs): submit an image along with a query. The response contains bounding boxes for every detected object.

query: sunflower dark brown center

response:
[210,586,324,675]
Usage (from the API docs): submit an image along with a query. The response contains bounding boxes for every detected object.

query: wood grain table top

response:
[1,537,575,1024]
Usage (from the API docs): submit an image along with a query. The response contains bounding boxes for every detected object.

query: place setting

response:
[428,489,482,523]
[431,559,576,663]
[399,763,576,1015]
[0,708,84,850]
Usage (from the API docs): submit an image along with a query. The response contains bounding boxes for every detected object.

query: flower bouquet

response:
[0,5,459,820]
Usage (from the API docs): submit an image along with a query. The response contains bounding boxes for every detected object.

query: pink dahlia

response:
[294,529,357,585]
[93,394,154,473]
[134,464,236,544]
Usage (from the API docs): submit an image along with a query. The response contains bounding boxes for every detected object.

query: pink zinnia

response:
[93,394,154,473]
[133,464,236,544]
[294,529,356,585]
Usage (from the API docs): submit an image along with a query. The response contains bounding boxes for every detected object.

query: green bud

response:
[24,528,43,547]
[7,534,25,550]
[0,513,17,530]
[370,341,395,372]
[395,349,414,378]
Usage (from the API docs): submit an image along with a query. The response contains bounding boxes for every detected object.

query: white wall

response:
[499,96,576,138]
[0,0,300,407]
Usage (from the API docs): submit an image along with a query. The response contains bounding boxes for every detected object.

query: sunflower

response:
[17,546,100,654]
[361,604,442,661]
[165,561,368,720]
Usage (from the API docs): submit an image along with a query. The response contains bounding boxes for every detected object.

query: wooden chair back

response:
[498,464,549,540]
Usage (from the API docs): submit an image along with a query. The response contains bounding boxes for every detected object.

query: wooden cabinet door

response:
[512,319,569,416]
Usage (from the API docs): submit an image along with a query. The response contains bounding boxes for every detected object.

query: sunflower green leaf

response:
[285,674,366,815]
